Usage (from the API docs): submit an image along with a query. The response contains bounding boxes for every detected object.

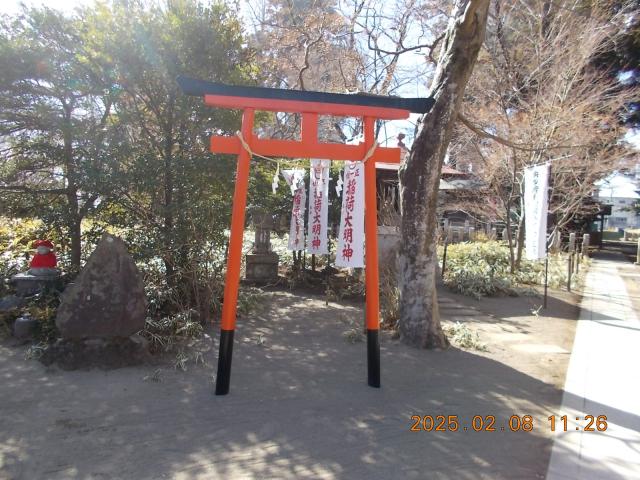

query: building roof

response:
[375,162,400,171]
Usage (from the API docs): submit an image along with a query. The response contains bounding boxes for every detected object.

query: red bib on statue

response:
[30,252,57,268]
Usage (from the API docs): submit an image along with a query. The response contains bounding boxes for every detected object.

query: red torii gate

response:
[178,76,434,395]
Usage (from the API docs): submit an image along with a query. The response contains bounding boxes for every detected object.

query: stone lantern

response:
[245,211,279,282]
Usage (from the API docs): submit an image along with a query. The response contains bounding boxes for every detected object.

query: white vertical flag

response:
[524,163,550,260]
[336,161,365,267]
[282,169,306,251]
[307,159,331,254]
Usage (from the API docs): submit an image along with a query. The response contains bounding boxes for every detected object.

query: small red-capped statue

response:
[29,240,58,273]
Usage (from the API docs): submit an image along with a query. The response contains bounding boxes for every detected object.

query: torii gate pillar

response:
[362,116,380,387]
[215,107,255,395]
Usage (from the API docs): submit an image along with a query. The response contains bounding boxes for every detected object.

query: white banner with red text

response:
[307,159,331,255]
[336,161,365,267]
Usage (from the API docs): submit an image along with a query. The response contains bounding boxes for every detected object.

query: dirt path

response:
[1,286,579,480]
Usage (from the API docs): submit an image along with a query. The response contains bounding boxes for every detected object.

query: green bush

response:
[440,241,587,298]
[1,217,40,295]
[0,292,61,343]
[26,293,61,342]
[443,322,487,351]
[440,241,540,299]
[542,252,588,289]
[140,309,203,354]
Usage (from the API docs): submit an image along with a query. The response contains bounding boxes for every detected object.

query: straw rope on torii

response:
[235,130,380,165]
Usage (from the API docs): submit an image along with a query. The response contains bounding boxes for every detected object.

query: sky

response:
[597,171,640,199]
[1,0,638,152]
[0,0,94,15]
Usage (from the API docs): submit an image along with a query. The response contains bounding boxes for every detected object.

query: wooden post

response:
[582,234,590,258]
[567,254,573,292]
[568,232,576,253]
[543,256,549,309]
[636,237,640,265]
[363,116,380,388]
[442,240,448,278]
[215,108,255,395]
[599,213,605,249]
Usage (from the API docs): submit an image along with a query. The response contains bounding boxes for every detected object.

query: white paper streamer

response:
[272,161,280,194]
[282,168,306,251]
[335,170,343,197]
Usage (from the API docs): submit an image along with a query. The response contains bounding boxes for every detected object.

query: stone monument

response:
[41,234,148,369]
[245,211,279,282]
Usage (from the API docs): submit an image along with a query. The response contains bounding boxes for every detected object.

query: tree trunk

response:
[505,201,515,274]
[398,0,489,349]
[62,102,83,269]
[68,213,82,269]
[506,150,519,273]
[163,104,175,287]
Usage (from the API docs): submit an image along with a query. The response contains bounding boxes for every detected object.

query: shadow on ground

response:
[594,240,638,263]
[1,290,634,480]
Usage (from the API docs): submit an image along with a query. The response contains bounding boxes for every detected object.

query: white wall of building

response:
[597,171,640,229]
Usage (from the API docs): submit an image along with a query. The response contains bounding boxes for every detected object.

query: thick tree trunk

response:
[398,0,489,348]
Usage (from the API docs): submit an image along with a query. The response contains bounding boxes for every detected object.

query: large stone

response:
[55,234,147,339]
